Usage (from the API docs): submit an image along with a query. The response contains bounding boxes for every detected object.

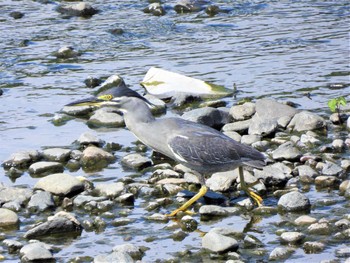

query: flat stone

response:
[255,165,291,187]
[2,150,41,169]
[20,242,53,262]
[182,107,230,128]
[280,232,305,244]
[87,108,124,127]
[77,132,104,147]
[272,142,302,161]
[307,222,331,235]
[241,134,261,145]
[121,153,152,170]
[27,191,55,212]
[3,239,23,253]
[278,191,311,212]
[0,208,19,227]
[112,243,143,260]
[94,251,134,263]
[202,231,239,253]
[223,131,242,142]
[206,170,237,192]
[294,215,317,226]
[222,119,251,134]
[321,161,343,176]
[288,111,326,132]
[0,186,32,206]
[56,2,99,17]
[42,148,71,162]
[28,161,64,176]
[94,182,125,198]
[73,195,107,207]
[34,173,84,196]
[296,165,319,182]
[315,175,340,188]
[62,105,94,116]
[269,246,294,261]
[80,145,116,169]
[229,102,256,121]
[303,241,325,253]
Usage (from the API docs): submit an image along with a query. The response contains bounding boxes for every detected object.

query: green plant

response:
[327,96,347,123]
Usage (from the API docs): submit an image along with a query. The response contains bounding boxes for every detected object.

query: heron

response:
[67,95,266,216]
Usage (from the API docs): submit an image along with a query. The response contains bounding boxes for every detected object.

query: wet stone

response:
[341,160,350,171]
[2,150,41,169]
[272,142,302,161]
[3,239,23,253]
[94,182,125,198]
[280,232,305,244]
[24,211,82,239]
[115,193,135,204]
[199,205,239,217]
[180,215,198,232]
[243,234,263,248]
[294,215,317,226]
[56,2,99,17]
[42,148,71,162]
[321,161,343,176]
[143,2,166,16]
[241,134,261,145]
[27,191,55,212]
[288,111,326,132]
[278,191,311,212]
[0,208,19,227]
[296,165,318,183]
[0,185,32,207]
[332,139,345,151]
[34,173,84,197]
[255,165,291,187]
[307,222,331,235]
[87,108,124,127]
[20,242,53,262]
[112,243,144,260]
[223,131,242,142]
[303,241,325,253]
[94,251,134,263]
[172,230,188,241]
[222,119,251,134]
[28,161,64,176]
[315,175,340,188]
[269,246,294,261]
[206,170,237,192]
[80,146,116,169]
[77,132,104,147]
[121,153,152,170]
[202,231,239,253]
[62,105,94,116]
[182,107,230,128]
[335,219,350,229]
[335,247,350,258]
[339,180,350,198]
[229,102,256,121]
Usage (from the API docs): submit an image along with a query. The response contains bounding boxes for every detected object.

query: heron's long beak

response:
[65,96,106,107]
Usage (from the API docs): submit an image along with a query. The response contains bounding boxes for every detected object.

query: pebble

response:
[241,134,261,145]
[255,165,291,187]
[182,107,230,128]
[27,191,55,212]
[272,142,302,161]
[80,146,116,169]
[332,139,345,151]
[321,161,343,176]
[296,165,318,183]
[199,205,236,217]
[87,108,125,127]
[339,180,350,198]
[62,105,94,116]
[243,234,263,248]
[112,243,144,260]
[94,251,134,263]
[202,231,239,253]
[28,161,64,176]
[143,2,166,16]
[307,222,331,235]
[121,153,152,170]
[268,246,294,261]
[42,148,71,162]
[77,132,104,147]
[229,102,256,121]
[2,150,41,169]
[20,242,53,262]
[294,215,317,225]
[0,208,19,227]
[55,46,80,59]
[3,239,23,253]
[56,2,99,17]
[278,191,311,212]
[0,185,32,207]
[34,173,84,196]
[94,182,125,198]
[288,111,326,132]
[280,232,305,244]
[303,241,325,253]
[315,175,339,188]
[222,119,251,134]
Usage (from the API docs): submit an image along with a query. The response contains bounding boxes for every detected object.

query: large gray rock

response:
[34,173,84,196]
[2,150,41,169]
[278,191,311,212]
[24,211,82,239]
[28,161,64,176]
[20,242,53,262]
[202,231,239,253]
[27,191,55,212]
[249,99,298,136]
[182,107,230,128]
[206,170,237,192]
[272,142,302,161]
[87,108,124,128]
[288,111,326,132]
[42,148,71,162]
[0,208,19,227]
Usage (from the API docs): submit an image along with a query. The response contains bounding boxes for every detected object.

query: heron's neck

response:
[123,103,155,130]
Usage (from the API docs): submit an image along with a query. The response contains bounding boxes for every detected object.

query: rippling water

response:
[0,0,349,261]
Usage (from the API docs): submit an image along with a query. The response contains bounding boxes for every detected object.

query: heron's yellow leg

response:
[239,167,263,206]
[166,185,208,217]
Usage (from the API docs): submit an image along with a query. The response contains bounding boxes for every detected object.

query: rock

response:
[73,195,107,207]
[115,193,135,204]
[180,215,198,231]
[288,111,326,132]
[269,246,294,261]
[255,165,292,187]
[3,239,23,253]
[42,148,71,162]
[61,105,94,116]
[303,241,325,253]
[321,161,343,176]
[121,153,152,170]
[112,243,143,260]
[315,175,340,188]
[341,160,350,171]
[2,150,41,169]
[278,191,311,212]
[0,185,32,207]
[94,182,125,198]
[280,232,305,244]
[56,2,99,17]
[223,131,242,142]
[206,171,237,192]
[88,108,125,127]
[182,107,230,129]
[241,134,261,145]
[335,247,350,257]
[34,173,84,197]
[332,139,345,151]
[80,146,116,169]
[202,231,239,253]
[0,208,19,227]
[143,2,166,16]
[339,180,350,198]
[24,211,82,239]
[335,218,350,229]
[174,0,208,13]
[296,165,318,183]
[294,215,317,225]
[229,102,256,121]
[84,76,102,88]
[300,132,321,145]
[9,11,24,19]
[272,142,302,161]
[55,46,80,59]
[199,205,239,217]
[222,119,251,134]
[307,222,331,235]
[28,161,64,176]
[248,98,298,136]
[243,234,263,248]
[94,251,134,263]
[77,132,104,147]
[20,242,53,262]
[27,191,55,212]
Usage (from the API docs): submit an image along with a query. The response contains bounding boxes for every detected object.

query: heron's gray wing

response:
[167,130,243,167]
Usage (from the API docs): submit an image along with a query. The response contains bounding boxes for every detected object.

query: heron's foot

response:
[165,185,208,217]
[246,188,263,206]
[165,208,195,217]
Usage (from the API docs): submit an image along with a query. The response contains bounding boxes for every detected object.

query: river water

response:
[0,0,349,262]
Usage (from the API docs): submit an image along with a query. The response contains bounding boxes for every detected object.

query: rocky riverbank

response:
[1,95,349,262]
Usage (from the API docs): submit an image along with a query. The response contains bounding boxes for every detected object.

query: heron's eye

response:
[98,94,114,101]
